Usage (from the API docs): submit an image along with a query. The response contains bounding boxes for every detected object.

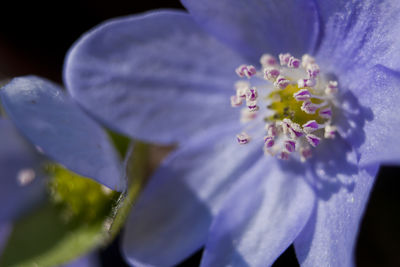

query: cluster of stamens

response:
[231,53,339,161]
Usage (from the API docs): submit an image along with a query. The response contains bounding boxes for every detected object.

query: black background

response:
[0,1,399,266]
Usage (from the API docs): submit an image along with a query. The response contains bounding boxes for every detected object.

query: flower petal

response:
[316,0,400,73]
[122,125,264,267]
[0,119,45,222]
[62,254,100,267]
[336,65,400,166]
[64,10,245,145]
[0,76,124,191]
[200,160,315,267]
[181,0,320,61]
[294,164,379,267]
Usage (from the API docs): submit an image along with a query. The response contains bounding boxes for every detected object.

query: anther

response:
[236,65,257,78]
[325,80,338,94]
[293,89,311,101]
[264,136,275,148]
[279,53,291,66]
[264,67,280,81]
[319,107,332,119]
[288,56,300,68]
[284,140,296,152]
[301,54,315,68]
[237,132,251,144]
[306,64,320,78]
[265,123,278,137]
[274,75,290,89]
[301,100,327,114]
[324,125,337,139]
[246,87,258,101]
[306,134,321,147]
[298,78,316,88]
[302,120,320,134]
[260,54,278,67]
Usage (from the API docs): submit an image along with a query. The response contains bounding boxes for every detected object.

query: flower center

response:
[231,53,339,161]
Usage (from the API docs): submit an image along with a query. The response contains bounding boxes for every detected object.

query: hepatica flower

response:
[63,0,400,266]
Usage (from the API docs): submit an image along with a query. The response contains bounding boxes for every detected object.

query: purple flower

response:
[63,1,400,266]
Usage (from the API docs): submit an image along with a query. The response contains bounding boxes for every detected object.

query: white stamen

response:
[274,75,290,89]
[324,125,337,139]
[260,54,278,67]
[17,169,36,186]
[236,65,256,78]
[231,95,243,107]
[237,132,251,144]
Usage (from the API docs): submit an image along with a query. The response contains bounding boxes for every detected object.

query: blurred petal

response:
[64,10,245,145]
[316,0,400,73]
[200,160,315,267]
[1,76,124,191]
[0,119,45,222]
[181,0,320,61]
[123,125,265,267]
[62,254,100,267]
[294,164,379,267]
[337,65,400,165]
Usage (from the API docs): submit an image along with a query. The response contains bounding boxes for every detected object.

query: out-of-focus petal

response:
[0,119,45,222]
[181,0,320,61]
[316,0,400,73]
[122,125,265,267]
[1,76,124,191]
[294,164,379,267]
[61,254,100,267]
[64,10,245,145]
[200,160,315,267]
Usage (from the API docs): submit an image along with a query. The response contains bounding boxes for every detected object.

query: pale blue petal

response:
[122,125,264,267]
[336,65,400,166]
[200,160,315,267]
[316,0,400,73]
[294,164,379,267]
[0,119,45,222]
[64,10,245,145]
[1,76,124,191]
[181,0,320,61]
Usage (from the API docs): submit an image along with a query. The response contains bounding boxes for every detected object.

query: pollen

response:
[230,53,339,161]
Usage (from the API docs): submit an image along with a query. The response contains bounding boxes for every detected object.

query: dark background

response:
[0,1,399,266]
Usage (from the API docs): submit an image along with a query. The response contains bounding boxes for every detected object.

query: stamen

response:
[324,125,337,139]
[298,78,316,88]
[232,53,339,161]
[264,136,275,148]
[260,54,278,67]
[279,53,292,66]
[319,107,332,119]
[236,65,257,78]
[284,140,296,152]
[293,89,311,101]
[264,67,280,81]
[302,120,320,134]
[306,134,321,147]
[237,132,251,144]
[274,75,290,89]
